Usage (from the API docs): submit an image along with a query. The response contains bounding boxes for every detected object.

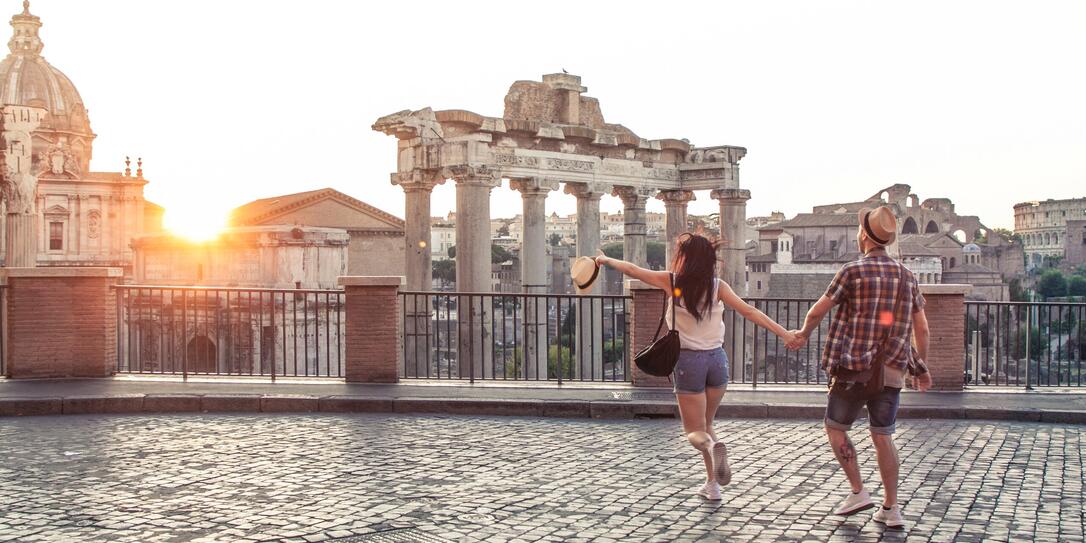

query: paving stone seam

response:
[0,395,1084,424]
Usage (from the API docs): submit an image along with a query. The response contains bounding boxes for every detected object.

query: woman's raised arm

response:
[595,254,671,291]
[717,280,794,342]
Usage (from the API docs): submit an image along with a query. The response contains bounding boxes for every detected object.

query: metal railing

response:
[0,285,6,376]
[728,298,829,386]
[965,301,1086,388]
[399,291,630,382]
[116,286,345,379]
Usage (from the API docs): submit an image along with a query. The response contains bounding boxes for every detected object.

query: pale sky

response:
[29,0,1086,234]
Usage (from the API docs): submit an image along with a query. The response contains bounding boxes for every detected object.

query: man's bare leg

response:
[871,433,899,507]
[826,426,863,492]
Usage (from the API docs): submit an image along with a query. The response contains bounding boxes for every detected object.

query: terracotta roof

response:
[794,250,862,264]
[230,188,404,229]
[897,239,940,257]
[778,213,858,228]
[946,263,999,274]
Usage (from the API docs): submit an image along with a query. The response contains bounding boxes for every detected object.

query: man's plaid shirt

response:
[822,249,925,374]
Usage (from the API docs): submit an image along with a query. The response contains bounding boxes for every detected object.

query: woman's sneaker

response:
[697,481,722,501]
[872,504,905,529]
[833,489,875,516]
[711,441,731,486]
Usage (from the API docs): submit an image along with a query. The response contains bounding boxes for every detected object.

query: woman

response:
[596,233,796,500]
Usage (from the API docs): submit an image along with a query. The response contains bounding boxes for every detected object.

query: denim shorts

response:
[673,347,729,394]
[824,384,902,435]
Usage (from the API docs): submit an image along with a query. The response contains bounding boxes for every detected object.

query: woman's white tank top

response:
[666,278,726,350]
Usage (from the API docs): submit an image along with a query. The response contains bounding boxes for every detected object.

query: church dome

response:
[0,2,94,174]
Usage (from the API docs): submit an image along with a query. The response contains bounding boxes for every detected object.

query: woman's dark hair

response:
[670,233,721,321]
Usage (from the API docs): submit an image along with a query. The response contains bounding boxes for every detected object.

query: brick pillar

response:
[628,279,672,388]
[919,284,971,391]
[339,276,404,383]
[2,268,121,378]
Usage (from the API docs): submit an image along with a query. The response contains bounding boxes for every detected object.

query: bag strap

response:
[651,273,677,342]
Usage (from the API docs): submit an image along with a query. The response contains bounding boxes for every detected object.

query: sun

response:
[163,206,228,242]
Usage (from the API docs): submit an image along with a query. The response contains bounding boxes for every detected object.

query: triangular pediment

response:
[43,204,70,216]
[232,188,404,231]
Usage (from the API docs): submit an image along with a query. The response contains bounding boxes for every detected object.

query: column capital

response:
[612,186,655,207]
[656,189,696,206]
[445,164,500,187]
[564,181,611,200]
[509,177,559,196]
[391,170,445,192]
[710,188,751,203]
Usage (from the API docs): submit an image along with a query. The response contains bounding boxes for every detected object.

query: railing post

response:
[0,268,121,378]
[339,276,404,383]
[1025,304,1033,390]
[919,284,971,391]
[627,279,672,388]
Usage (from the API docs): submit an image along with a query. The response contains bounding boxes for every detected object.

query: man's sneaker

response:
[872,504,905,529]
[833,489,875,516]
[697,481,722,501]
[711,441,731,486]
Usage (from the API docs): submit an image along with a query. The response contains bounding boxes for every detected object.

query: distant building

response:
[229,188,405,277]
[1014,197,1086,270]
[0,3,161,276]
[431,221,455,261]
[133,226,348,289]
[749,185,1019,300]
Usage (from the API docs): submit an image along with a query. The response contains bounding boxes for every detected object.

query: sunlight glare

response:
[163,206,229,242]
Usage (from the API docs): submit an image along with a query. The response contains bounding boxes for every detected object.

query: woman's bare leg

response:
[677,391,713,480]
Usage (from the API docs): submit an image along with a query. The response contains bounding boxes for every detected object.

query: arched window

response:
[950,257,957,268]
[901,217,919,234]
[925,220,940,233]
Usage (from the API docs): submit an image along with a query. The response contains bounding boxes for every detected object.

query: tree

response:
[432,259,456,288]
[447,244,513,264]
[1069,275,1086,299]
[601,242,623,259]
[1009,278,1029,302]
[492,244,513,264]
[647,241,667,270]
[991,228,1020,244]
[497,223,510,237]
[1037,270,1068,299]
[548,233,562,247]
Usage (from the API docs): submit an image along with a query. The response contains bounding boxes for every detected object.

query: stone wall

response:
[768,273,836,299]
[348,233,405,277]
[1064,219,1086,270]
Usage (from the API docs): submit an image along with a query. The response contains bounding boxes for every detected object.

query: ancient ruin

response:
[374,73,750,377]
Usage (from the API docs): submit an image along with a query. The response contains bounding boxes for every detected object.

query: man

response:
[787,206,932,529]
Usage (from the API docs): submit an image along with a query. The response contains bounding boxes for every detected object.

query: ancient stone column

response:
[511,177,558,379]
[565,182,608,380]
[613,186,654,270]
[0,106,46,268]
[657,189,695,268]
[712,188,751,295]
[452,166,499,379]
[393,170,444,377]
[712,188,751,368]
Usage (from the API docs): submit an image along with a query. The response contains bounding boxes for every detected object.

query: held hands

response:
[784,329,808,351]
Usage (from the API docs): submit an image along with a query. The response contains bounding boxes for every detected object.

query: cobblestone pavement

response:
[0,414,1082,543]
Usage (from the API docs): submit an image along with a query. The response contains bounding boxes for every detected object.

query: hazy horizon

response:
[27,0,1086,233]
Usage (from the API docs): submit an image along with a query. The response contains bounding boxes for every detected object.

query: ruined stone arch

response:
[974,228,987,242]
[952,229,967,243]
[186,334,217,373]
[925,220,940,233]
[901,217,919,234]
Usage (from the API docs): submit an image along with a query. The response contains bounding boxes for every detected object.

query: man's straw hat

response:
[858,206,897,246]
[570,256,600,293]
